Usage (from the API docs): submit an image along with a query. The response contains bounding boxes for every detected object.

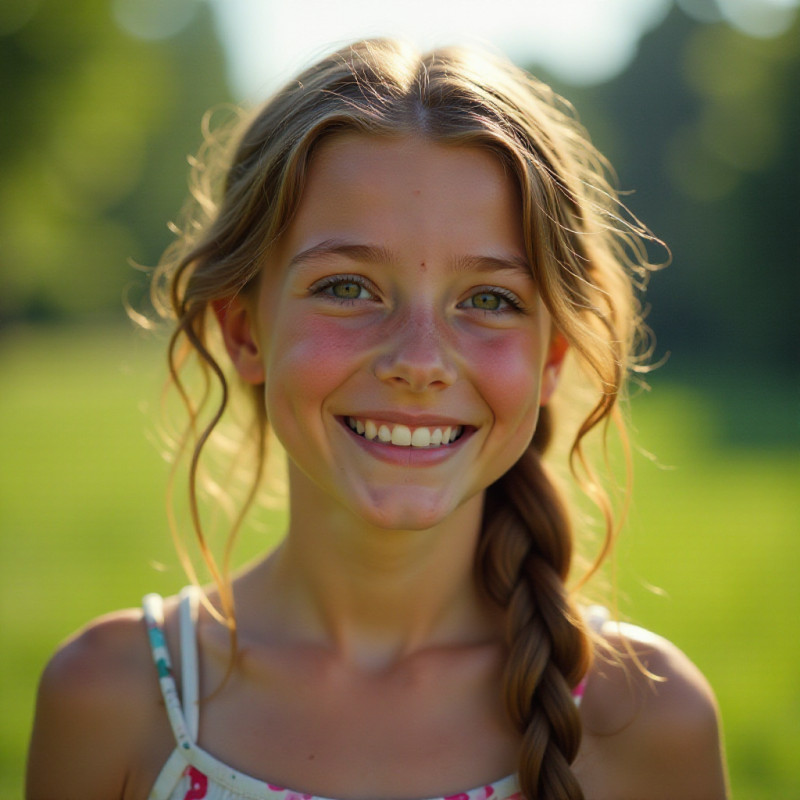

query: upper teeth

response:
[347,417,463,447]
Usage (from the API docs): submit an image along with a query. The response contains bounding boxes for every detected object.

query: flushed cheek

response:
[263,313,375,431]
[466,333,544,426]
[280,317,366,381]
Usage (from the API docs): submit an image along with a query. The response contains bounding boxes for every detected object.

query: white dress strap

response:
[572,605,610,708]
[143,591,197,799]
[585,604,610,634]
[142,592,194,751]
[148,750,189,800]
[179,585,202,740]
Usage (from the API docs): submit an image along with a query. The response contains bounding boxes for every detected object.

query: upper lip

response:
[340,411,471,427]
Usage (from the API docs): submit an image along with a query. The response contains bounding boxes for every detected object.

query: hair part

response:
[147,38,662,800]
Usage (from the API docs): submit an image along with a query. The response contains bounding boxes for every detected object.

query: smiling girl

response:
[27,39,728,800]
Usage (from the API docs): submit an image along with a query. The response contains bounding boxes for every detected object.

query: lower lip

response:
[338,418,473,466]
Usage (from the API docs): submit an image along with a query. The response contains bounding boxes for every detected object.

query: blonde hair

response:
[149,38,658,800]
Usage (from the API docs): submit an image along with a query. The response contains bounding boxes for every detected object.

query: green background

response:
[1,1,798,797]
[1,326,797,798]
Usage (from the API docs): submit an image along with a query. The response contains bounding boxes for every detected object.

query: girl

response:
[27,39,728,800]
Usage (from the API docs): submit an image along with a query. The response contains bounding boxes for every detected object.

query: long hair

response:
[148,38,658,800]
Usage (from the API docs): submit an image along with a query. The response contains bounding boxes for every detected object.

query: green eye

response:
[331,281,364,299]
[459,287,523,314]
[311,274,376,303]
[471,292,502,310]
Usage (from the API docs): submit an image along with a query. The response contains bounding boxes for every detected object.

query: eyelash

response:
[462,286,526,314]
[308,275,525,313]
[309,274,376,302]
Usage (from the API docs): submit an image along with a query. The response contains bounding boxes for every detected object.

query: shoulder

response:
[26,607,170,800]
[578,621,729,799]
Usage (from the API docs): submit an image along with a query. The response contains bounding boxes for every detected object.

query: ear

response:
[540,331,568,407]
[212,295,266,385]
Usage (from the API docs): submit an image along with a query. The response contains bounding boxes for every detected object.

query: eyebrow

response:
[287,238,532,277]
[287,240,398,271]
[448,253,533,277]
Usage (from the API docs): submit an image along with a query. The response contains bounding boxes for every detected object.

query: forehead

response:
[277,133,524,258]
[306,133,515,197]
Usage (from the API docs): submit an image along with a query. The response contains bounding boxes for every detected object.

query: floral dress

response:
[144,588,601,800]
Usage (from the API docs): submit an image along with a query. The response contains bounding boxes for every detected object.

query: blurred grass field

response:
[1,325,797,799]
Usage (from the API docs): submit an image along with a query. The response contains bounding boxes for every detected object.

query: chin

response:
[352,485,470,532]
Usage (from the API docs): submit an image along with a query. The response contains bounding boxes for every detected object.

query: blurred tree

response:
[0,0,230,324]
[555,5,799,374]
[2,0,797,380]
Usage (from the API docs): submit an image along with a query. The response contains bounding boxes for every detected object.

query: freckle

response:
[308,753,315,761]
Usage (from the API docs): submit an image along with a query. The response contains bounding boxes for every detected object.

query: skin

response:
[26,135,729,800]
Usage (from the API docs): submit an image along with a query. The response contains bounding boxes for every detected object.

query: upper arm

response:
[581,624,729,800]
[624,632,728,799]
[26,611,155,800]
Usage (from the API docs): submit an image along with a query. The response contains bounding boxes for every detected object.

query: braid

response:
[478,412,593,800]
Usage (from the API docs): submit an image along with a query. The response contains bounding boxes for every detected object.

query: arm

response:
[579,623,729,800]
[26,611,156,800]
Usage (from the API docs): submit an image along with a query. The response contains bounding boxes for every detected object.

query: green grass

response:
[620,385,799,798]
[1,326,797,798]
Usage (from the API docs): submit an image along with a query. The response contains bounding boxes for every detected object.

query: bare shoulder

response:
[26,608,167,800]
[577,621,729,800]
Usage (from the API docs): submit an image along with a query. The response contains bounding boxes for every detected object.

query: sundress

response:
[144,587,606,800]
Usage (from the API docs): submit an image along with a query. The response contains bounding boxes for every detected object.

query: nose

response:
[373,305,458,392]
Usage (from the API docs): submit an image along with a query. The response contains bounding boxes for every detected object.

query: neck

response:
[252,477,498,669]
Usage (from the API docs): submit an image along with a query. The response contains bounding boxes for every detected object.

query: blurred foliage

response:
[1,0,797,387]
[0,0,229,323]
[550,4,799,378]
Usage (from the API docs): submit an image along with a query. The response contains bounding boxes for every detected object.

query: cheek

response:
[467,331,545,423]
[263,313,370,413]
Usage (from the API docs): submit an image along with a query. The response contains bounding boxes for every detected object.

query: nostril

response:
[378,368,455,392]
[373,346,457,391]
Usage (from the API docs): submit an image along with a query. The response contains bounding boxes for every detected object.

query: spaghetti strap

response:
[573,605,610,707]
[178,585,202,741]
[142,592,194,753]
[585,604,610,635]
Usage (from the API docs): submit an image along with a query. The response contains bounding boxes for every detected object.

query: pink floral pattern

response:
[183,766,208,800]
[445,786,496,800]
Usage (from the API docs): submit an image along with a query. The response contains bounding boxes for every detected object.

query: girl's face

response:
[224,134,565,531]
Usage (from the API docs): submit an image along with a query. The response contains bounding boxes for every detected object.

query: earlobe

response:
[212,296,266,385]
[540,332,568,407]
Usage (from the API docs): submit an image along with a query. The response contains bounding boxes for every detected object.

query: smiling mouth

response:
[345,416,466,448]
